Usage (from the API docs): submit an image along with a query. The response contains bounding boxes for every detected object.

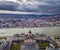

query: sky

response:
[0,0,60,14]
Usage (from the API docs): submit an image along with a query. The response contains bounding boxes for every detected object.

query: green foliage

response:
[38,43,50,48]
[11,43,21,50]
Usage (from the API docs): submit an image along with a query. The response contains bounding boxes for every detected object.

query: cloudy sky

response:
[0,0,60,14]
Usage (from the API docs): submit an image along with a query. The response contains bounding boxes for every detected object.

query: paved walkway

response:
[21,43,38,50]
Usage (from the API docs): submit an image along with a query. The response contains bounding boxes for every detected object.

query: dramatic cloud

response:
[0,0,60,14]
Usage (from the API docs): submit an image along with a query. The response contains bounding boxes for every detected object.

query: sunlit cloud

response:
[0,10,37,14]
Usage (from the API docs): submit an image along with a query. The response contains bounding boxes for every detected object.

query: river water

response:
[0,27,60,37]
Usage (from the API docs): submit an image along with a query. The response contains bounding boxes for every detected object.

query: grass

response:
[11,43,22,50]
[38,43,50,49]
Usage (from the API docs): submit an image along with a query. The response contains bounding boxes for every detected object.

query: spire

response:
[28,30,32,34]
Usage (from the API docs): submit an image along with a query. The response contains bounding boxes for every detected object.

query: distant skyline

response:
[0,0,60,14]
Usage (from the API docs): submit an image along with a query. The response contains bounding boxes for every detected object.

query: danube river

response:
[0,27,60,37]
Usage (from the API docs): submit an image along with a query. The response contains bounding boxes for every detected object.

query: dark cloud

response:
[0,1,19,11]
[0,0,60,14]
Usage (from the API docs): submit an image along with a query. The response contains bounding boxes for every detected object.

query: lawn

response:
[38,43,50,49]
[11,43,22,50]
